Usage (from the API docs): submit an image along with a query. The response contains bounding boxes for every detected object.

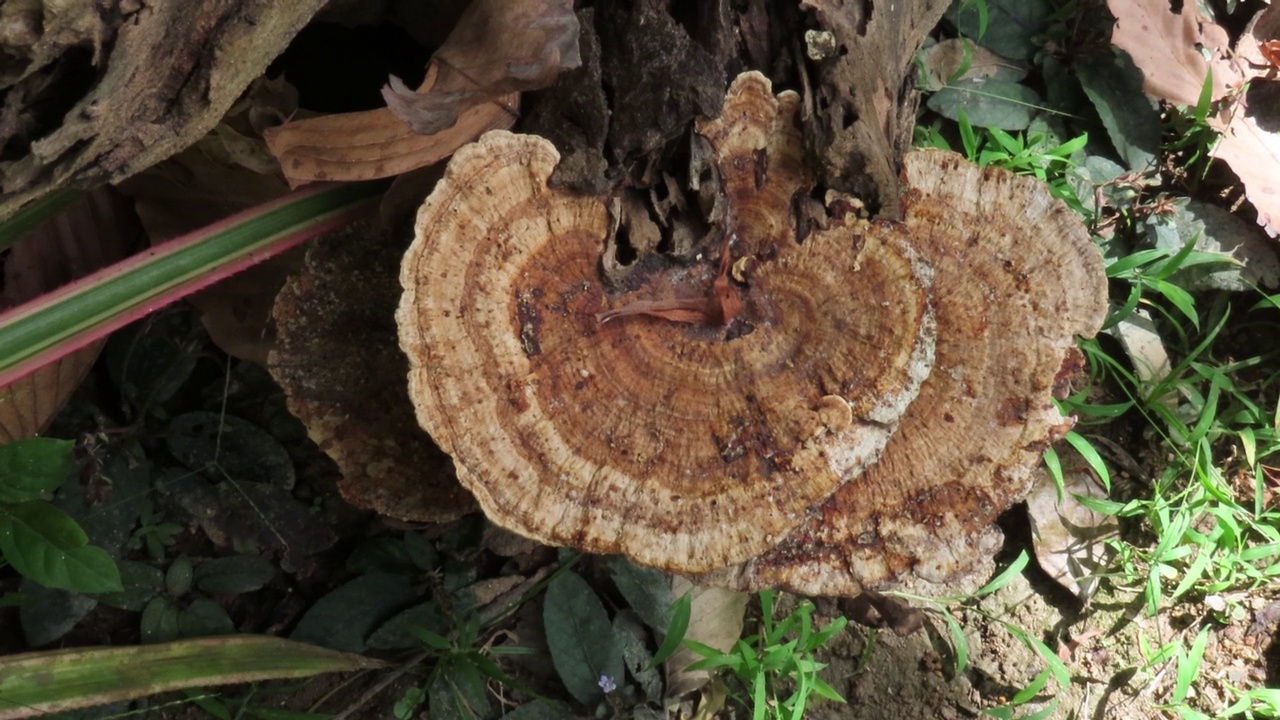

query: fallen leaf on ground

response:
[381,0,579,134]
[917,39,1027,92]
[1106,0,1242,106]
[264,65,516,188]
[265,0,581,188]
[1026,464,1118,602]
[1109,1,1280,237]
[1107,309,1174,411]
[663,578,748,702]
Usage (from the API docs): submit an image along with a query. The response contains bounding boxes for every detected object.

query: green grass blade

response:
[0,636,384,719]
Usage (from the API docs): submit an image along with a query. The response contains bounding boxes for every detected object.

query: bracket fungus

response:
[398,72,1107,591]
[399,73,935,573]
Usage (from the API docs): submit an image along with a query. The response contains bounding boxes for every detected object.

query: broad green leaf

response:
[177,598,236,639]
[194,555,277,595]
[614,611,663,704]
[608,556,675,632]
[104,310,204,412]
[18,581,98,648]
[947,0,1050,59]
[0,438,75,504]
[0,501,122,593]
[428,661,490,720]
[96,560,165,611]
[141,596,182,644]
[166,555,195,597]
[345,537,415,575]
[1146,199,1280,292]
[927,80,1041,131]
[402,531,439,572]
[367,600,449,650]
[543,570,624,706]
[1076,50,1160,171]
[167,412,295,489]
[289,572,418,653]
[0,635,383,720]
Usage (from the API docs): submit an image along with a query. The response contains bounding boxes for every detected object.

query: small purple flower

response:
[597,675,617,694]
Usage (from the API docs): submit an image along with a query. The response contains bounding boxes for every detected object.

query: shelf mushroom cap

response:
[397,74,938,573]
[704,148,1110,597]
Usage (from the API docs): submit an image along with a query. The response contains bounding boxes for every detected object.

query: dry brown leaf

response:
[1213,5,1280,237]
[917,39,1026,92]
[663,578,748,702]
[1026,464,1118,602]
[1109,2,1279,237]
[381,0,579,134]
[263,64,517,188]
[1107,0,1243,106]
[1215,111,1280,237]
[0,189,137,441]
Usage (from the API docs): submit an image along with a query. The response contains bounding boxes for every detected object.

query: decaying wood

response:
[0,1,326,220]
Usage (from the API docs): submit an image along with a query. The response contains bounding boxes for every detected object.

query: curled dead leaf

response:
[381,0,580,135]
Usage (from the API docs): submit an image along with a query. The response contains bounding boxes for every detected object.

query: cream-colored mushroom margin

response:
[397,72,937,573]
[704,148,1110,597]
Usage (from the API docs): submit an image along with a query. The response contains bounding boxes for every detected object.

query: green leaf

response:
[651,590,692,668]
[194,555,277,595]
[1064,432,1111,492]
[104,310,204,412]
[0,189,84,253]
[96,560,165,611]
[141,596,182,644]
[178,598,236,639]
[0,501,122,593]
[166,555,194,597]
[0,635,383,718]
[0,438,75,504]
[247,709,334,720]
[18,582,98,648]
[1076,50,1161,171]
[947,0,1050,59]
[543,570,624,706]
[927,80,1041,131]
[1172,627,1210,704]
[167,412,295,489]
[608,556,676,632]
[614,611,663,704]
[289,572,418,653]
[428,661,490,720]
[367,600,450,650]
[402,531,439,572]
[975,551,1030,597]
[185,690,232,720]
